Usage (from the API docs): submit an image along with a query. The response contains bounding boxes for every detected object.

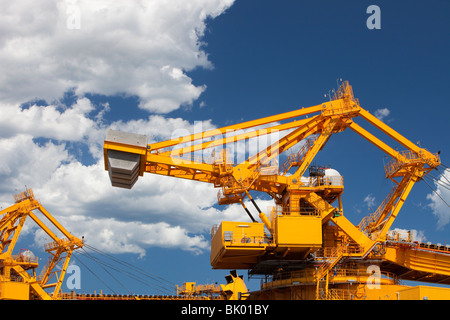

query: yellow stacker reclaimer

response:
[0,189,84,300]
[103,81,450,300]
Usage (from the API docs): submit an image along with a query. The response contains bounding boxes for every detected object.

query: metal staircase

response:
[315,246,345,300]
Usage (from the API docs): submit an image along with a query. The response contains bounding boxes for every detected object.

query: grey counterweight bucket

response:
[104,129,148,189]
[107,149,141,189]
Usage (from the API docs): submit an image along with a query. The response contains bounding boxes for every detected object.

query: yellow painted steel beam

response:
[34,205,84,248]
[0,189,84,300]
[145,166,213,182]
[233,115,325,184]
[384,246,450,279]
[146,153,217,174]
[377,171,420,238]
[149,104,324,151]
[238,98,353,170]
[0,204,21,228]
[291,117,338,179]
[244,118,319,166]
[29,212,61,244]
[330,215,374,253]
[160,118,314,158]
[359,108,434,158]
[348,121,405,161]
[3,216,26,257]
[30,282,52,300]
[51,251,73,299]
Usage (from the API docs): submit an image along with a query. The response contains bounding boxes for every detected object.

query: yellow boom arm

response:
[103,81,440,250]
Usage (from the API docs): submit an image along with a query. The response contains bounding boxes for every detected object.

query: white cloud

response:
[427,168,450,229]
[109,116,216,146]
[0,0,285,259]
[0,98,98,141]
[388,228,426,243]
[0,0,234,113]
[374,108,390,121]
[0,0,241,256]
[0,131,230,256]
[0,96,262,256]
[363,193,376,209]
[0,134,71,198]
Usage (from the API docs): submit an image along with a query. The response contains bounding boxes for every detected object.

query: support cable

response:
[74,246,174,295]
[84,244,175,288]
[422,177,450,209]
[78,248,134,296]
[436,166,450,185]
[426,176,450,192]
[77,250,169,295]
[73,252,118,295]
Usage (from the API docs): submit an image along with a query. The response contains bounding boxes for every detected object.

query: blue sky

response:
[1,0,449,295]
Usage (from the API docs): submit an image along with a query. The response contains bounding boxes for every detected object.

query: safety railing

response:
[321,103,359,117]
[271,205,321,217]
[314,245,364,258]
[315,246,345,282]
[14,188,35,203]
[11,253,38,264]
[171,153,211,164]
[385,234,450,254]
[217,188,244,203]
[279,138,315,175]
[322,80,360,117]
[295,176,343,188]
[262,268,398,293]
[222,231,268,246]
[358,186,396,232]
[211,224,219,239]
[384,150,439,177]
[261,269,315,290]
[210,224,268,246]
[194,283,222,293]
[44,238,74,252]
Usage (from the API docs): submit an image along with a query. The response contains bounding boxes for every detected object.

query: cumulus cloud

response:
[0,0,291,259]
[0,102,221,256]
[0,98,98,141]
[374,108,390,122]
[0,0,234,113]
[0,134,71,197]
[0,0,241,257]
[427,168,450,229]
[363,193,376,210]
[0,94,275,257]
[388,228,426,243]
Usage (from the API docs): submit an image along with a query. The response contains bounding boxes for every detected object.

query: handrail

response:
[11,254,39,264]
[358,186,396,232]
[279,138,315,175]
[222,231,268,246]
[210,224,268,245]
[262,268,398,291]
[296,175,344,187]
[14,188,35,203]
[272,205,321,217]
[384,150,439,177]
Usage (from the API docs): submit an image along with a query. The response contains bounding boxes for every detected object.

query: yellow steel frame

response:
[0,189,84,300]
[103,81,446,299]
[104,81,439,244]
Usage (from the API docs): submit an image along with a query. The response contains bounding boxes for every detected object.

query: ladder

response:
[315,247,344,300]
[279,138,316,176]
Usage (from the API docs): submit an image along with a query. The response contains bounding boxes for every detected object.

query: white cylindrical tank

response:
[324,168,342,186]
[20,249,36,262]
[300,176,311,186]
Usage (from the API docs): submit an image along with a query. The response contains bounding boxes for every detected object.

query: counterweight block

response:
[104,129,148,189]
[107,150,140,189]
